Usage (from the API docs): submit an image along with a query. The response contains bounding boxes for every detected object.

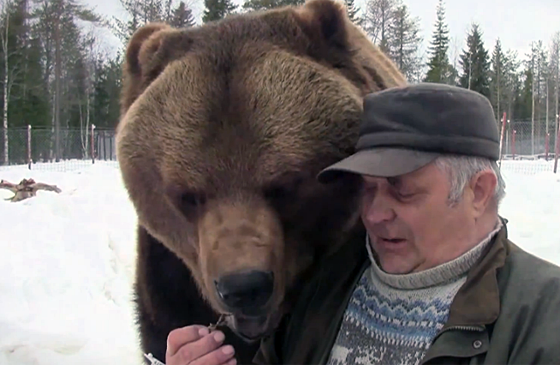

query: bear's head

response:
[116,0,405,342]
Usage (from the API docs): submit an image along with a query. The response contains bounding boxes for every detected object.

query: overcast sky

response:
[86,0,560,64]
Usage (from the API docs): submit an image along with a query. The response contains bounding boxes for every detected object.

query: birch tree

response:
[0,0,27,165]
[1,0,11,165]
[362,0,398,54]
[344,0,362,26]
[548,32,560,149]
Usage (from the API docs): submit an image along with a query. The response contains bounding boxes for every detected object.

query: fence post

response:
[545,133,550,161]
[102,130,106,160]
[512,130,516,159]
[27,125,32,170]
[91,124,96,164]
[498,112,506,167]
[554,123,559,173]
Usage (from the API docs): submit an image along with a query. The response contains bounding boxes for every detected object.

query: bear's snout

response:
[215,270,274,313]
[197,199,286,320]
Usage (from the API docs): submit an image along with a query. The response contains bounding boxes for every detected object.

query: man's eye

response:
[397,190,415,199]
[362,185,377,195]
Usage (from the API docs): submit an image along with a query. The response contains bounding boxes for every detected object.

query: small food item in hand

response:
[208,313,229,332]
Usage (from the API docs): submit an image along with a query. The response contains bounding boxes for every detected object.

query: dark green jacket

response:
[254,219,560,364]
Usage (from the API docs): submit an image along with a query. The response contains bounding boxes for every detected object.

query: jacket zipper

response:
[438,325,486,334]
[431,324,486,343]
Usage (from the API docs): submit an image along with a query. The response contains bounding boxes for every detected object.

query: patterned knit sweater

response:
[326,222,502,365]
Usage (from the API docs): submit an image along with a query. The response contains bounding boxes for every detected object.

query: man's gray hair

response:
[434,155,506,206]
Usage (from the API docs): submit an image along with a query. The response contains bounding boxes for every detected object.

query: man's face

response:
[360,161,479,274]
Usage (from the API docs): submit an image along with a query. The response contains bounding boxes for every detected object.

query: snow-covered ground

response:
[0,159,559,365]
[0,161,141,365]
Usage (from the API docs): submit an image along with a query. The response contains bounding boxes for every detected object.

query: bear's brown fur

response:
[116,0,406,363]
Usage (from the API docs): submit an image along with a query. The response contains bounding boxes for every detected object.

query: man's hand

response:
[166,325,236,365]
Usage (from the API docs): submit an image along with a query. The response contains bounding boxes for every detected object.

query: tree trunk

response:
[54,2,61,162]
[2,2,10,165]
[496,53,500,121]
[531,52,536,156]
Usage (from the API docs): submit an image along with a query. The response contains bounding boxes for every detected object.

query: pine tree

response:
[424,0,453,83]
[389,4,422,82]
[504,50,522,118]
[203,0,237,23]
[242,0,304,12]
[531,41,549,150]
[91,53,122,129]
[515,64,534,122]
[170,1,195,28]
[490,39,506,118]
[458,23,491,97]
[489,39,522,121]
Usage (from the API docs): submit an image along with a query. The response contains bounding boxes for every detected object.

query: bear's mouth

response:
[224,311,281,343]
[231,314,269,342]
[212,270,279,341]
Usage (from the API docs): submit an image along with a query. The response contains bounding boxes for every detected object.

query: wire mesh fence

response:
[0,121,559,176]
[500,119,560,161]
[0,126,117,172]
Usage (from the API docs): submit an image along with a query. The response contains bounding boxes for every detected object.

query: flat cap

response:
[317,83,500,182]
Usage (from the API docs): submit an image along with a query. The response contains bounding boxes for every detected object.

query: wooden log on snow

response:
[0,178,61,202]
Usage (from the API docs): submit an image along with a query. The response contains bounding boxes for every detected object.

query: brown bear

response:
[115,0,406,363]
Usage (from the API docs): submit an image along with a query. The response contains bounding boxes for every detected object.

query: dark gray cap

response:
[317,83,500,183]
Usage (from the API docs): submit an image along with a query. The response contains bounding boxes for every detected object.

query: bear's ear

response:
[124,23,171,81]
[120,22,192,114]
[292,0,406,94]
[294,0,350,50]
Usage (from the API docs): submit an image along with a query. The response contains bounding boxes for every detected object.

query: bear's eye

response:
[263,177,303,202]
[181,192,207,208]
[263,186,290,201]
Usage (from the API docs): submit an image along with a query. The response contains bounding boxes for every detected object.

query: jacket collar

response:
[441,216,510,330]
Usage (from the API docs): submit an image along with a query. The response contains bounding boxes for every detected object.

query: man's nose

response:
[362,193,396,224]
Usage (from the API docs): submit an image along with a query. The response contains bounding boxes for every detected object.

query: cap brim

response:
[317,148,440,183]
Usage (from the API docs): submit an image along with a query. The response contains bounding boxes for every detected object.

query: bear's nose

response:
[215,270,274,311]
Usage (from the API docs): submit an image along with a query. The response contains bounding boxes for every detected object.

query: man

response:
[164,83,560,365]
[253,83,560,365]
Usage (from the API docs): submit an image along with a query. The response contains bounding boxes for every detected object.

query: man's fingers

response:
[171,330,228,364]
[167,325,207,357]
[189,344,236,365]
[223,356,237,365]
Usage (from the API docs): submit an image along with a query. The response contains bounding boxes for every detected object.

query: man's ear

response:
[468,169,498,216]
[120,22,193,115]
